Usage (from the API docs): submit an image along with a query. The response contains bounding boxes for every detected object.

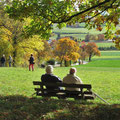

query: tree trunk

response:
[70,60,72,65]
[64,60,67,67]
[78,58,81,65]
[60,60,63,67]
[89,54,92,62]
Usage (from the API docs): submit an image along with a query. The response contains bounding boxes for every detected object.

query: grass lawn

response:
[96,42,115,47]
[0,50,120,120]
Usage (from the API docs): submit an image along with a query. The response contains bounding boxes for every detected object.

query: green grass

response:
[0,65,120,104]
[96,42,115,47]
[51,23,107,40]
[0,50,120,120]
[0,67,120,120]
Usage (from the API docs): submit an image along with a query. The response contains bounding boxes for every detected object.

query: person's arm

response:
[53,75,62,82]
[76,76,83,84]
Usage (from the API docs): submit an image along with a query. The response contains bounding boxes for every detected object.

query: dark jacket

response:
[29,56,34,64]
[41,74,62,91]
[1,57,5,63]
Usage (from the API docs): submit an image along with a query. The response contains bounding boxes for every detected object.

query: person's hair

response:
[31,54,33,56]
[69,67,76,74]
[46,65,53,74]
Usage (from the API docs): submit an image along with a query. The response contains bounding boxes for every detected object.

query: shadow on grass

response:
[0,95,120,120]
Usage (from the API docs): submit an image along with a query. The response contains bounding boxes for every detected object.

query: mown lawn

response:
[0,51,120,120]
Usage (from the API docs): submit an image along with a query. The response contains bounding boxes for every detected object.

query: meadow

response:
[50,23,119,41]
[50,23,107,40]
[0,51,120,120]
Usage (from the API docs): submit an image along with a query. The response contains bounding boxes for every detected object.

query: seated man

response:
[41,65,62,93]
[63,67,83,98]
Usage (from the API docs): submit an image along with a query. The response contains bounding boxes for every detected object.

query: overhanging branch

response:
[52,0,116,23]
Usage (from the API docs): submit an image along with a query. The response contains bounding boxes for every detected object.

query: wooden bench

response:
[33,81,95,100]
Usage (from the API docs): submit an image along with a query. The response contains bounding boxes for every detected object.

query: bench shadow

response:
[0,95,120,120]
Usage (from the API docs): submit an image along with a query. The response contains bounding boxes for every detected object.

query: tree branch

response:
[52,0,116,23]
[80,0,117,23]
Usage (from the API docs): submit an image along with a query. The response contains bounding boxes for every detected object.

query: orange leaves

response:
[96,25,102,31]
[85,42,100,56]
[54,37,80,62]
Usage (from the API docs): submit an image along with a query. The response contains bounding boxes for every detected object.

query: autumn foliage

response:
[85,42,101,62]
[54,37,80,66]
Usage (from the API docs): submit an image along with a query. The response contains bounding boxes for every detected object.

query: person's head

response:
[69,67,76,75]
[3,54,5,57]
[46,65,53,74]
[31,54,33,56]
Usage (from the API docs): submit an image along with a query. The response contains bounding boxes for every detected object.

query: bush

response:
[98,46,117,50]
[47,59,55,65]
[40,64,45,68]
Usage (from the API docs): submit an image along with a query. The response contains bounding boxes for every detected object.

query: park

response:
[0,0,120,120]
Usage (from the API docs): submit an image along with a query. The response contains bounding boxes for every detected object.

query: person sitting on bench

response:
[41,65,62,93]
[63,67,83,97]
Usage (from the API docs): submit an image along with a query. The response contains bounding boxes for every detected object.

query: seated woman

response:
[41,65,62,93]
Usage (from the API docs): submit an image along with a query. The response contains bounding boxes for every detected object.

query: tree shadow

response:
[0,95,119,120]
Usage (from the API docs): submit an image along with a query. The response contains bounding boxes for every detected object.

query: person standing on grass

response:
[63,67,83,91]
[1,54,6,67]
[9,55,12,67]
[41,65,62,92]
[28,54,35,71]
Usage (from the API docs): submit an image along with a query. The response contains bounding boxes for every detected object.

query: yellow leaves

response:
[39,40,53,61]
[19,35,44,51]
[115,30,120,35]
[54,37,80,62]
[16,35,44,65]
[70,52,80,61]
[113,37,120,50]
[57,37,79,52]
[0,27,12,42]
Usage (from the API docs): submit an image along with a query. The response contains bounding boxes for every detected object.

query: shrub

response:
[98,46,117,50]
[47,59,55,65]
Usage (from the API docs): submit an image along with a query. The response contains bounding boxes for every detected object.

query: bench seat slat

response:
[34,88,93,95]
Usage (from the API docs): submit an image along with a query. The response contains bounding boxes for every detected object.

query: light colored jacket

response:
[63,74,83,91]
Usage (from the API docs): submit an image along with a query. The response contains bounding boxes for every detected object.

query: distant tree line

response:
[98,46,117,50]
[85,34,105,41]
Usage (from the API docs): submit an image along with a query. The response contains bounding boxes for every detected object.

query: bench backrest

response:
[33,81,94,100]
[33,81,92,88]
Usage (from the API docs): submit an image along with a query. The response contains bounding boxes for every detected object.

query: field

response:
[0,51,120,120]
[96,42,115,47]
[50,23,119,41]
[50,23,106,40]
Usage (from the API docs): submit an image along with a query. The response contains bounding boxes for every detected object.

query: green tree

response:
[16,35,44,66]
[0,1,45,66]
[0,0,24,65]
[5,0,120,47]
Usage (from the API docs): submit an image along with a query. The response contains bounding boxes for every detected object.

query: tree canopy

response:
[54,37,80,66]
[0,0,45,66]
[5,1,120,34]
